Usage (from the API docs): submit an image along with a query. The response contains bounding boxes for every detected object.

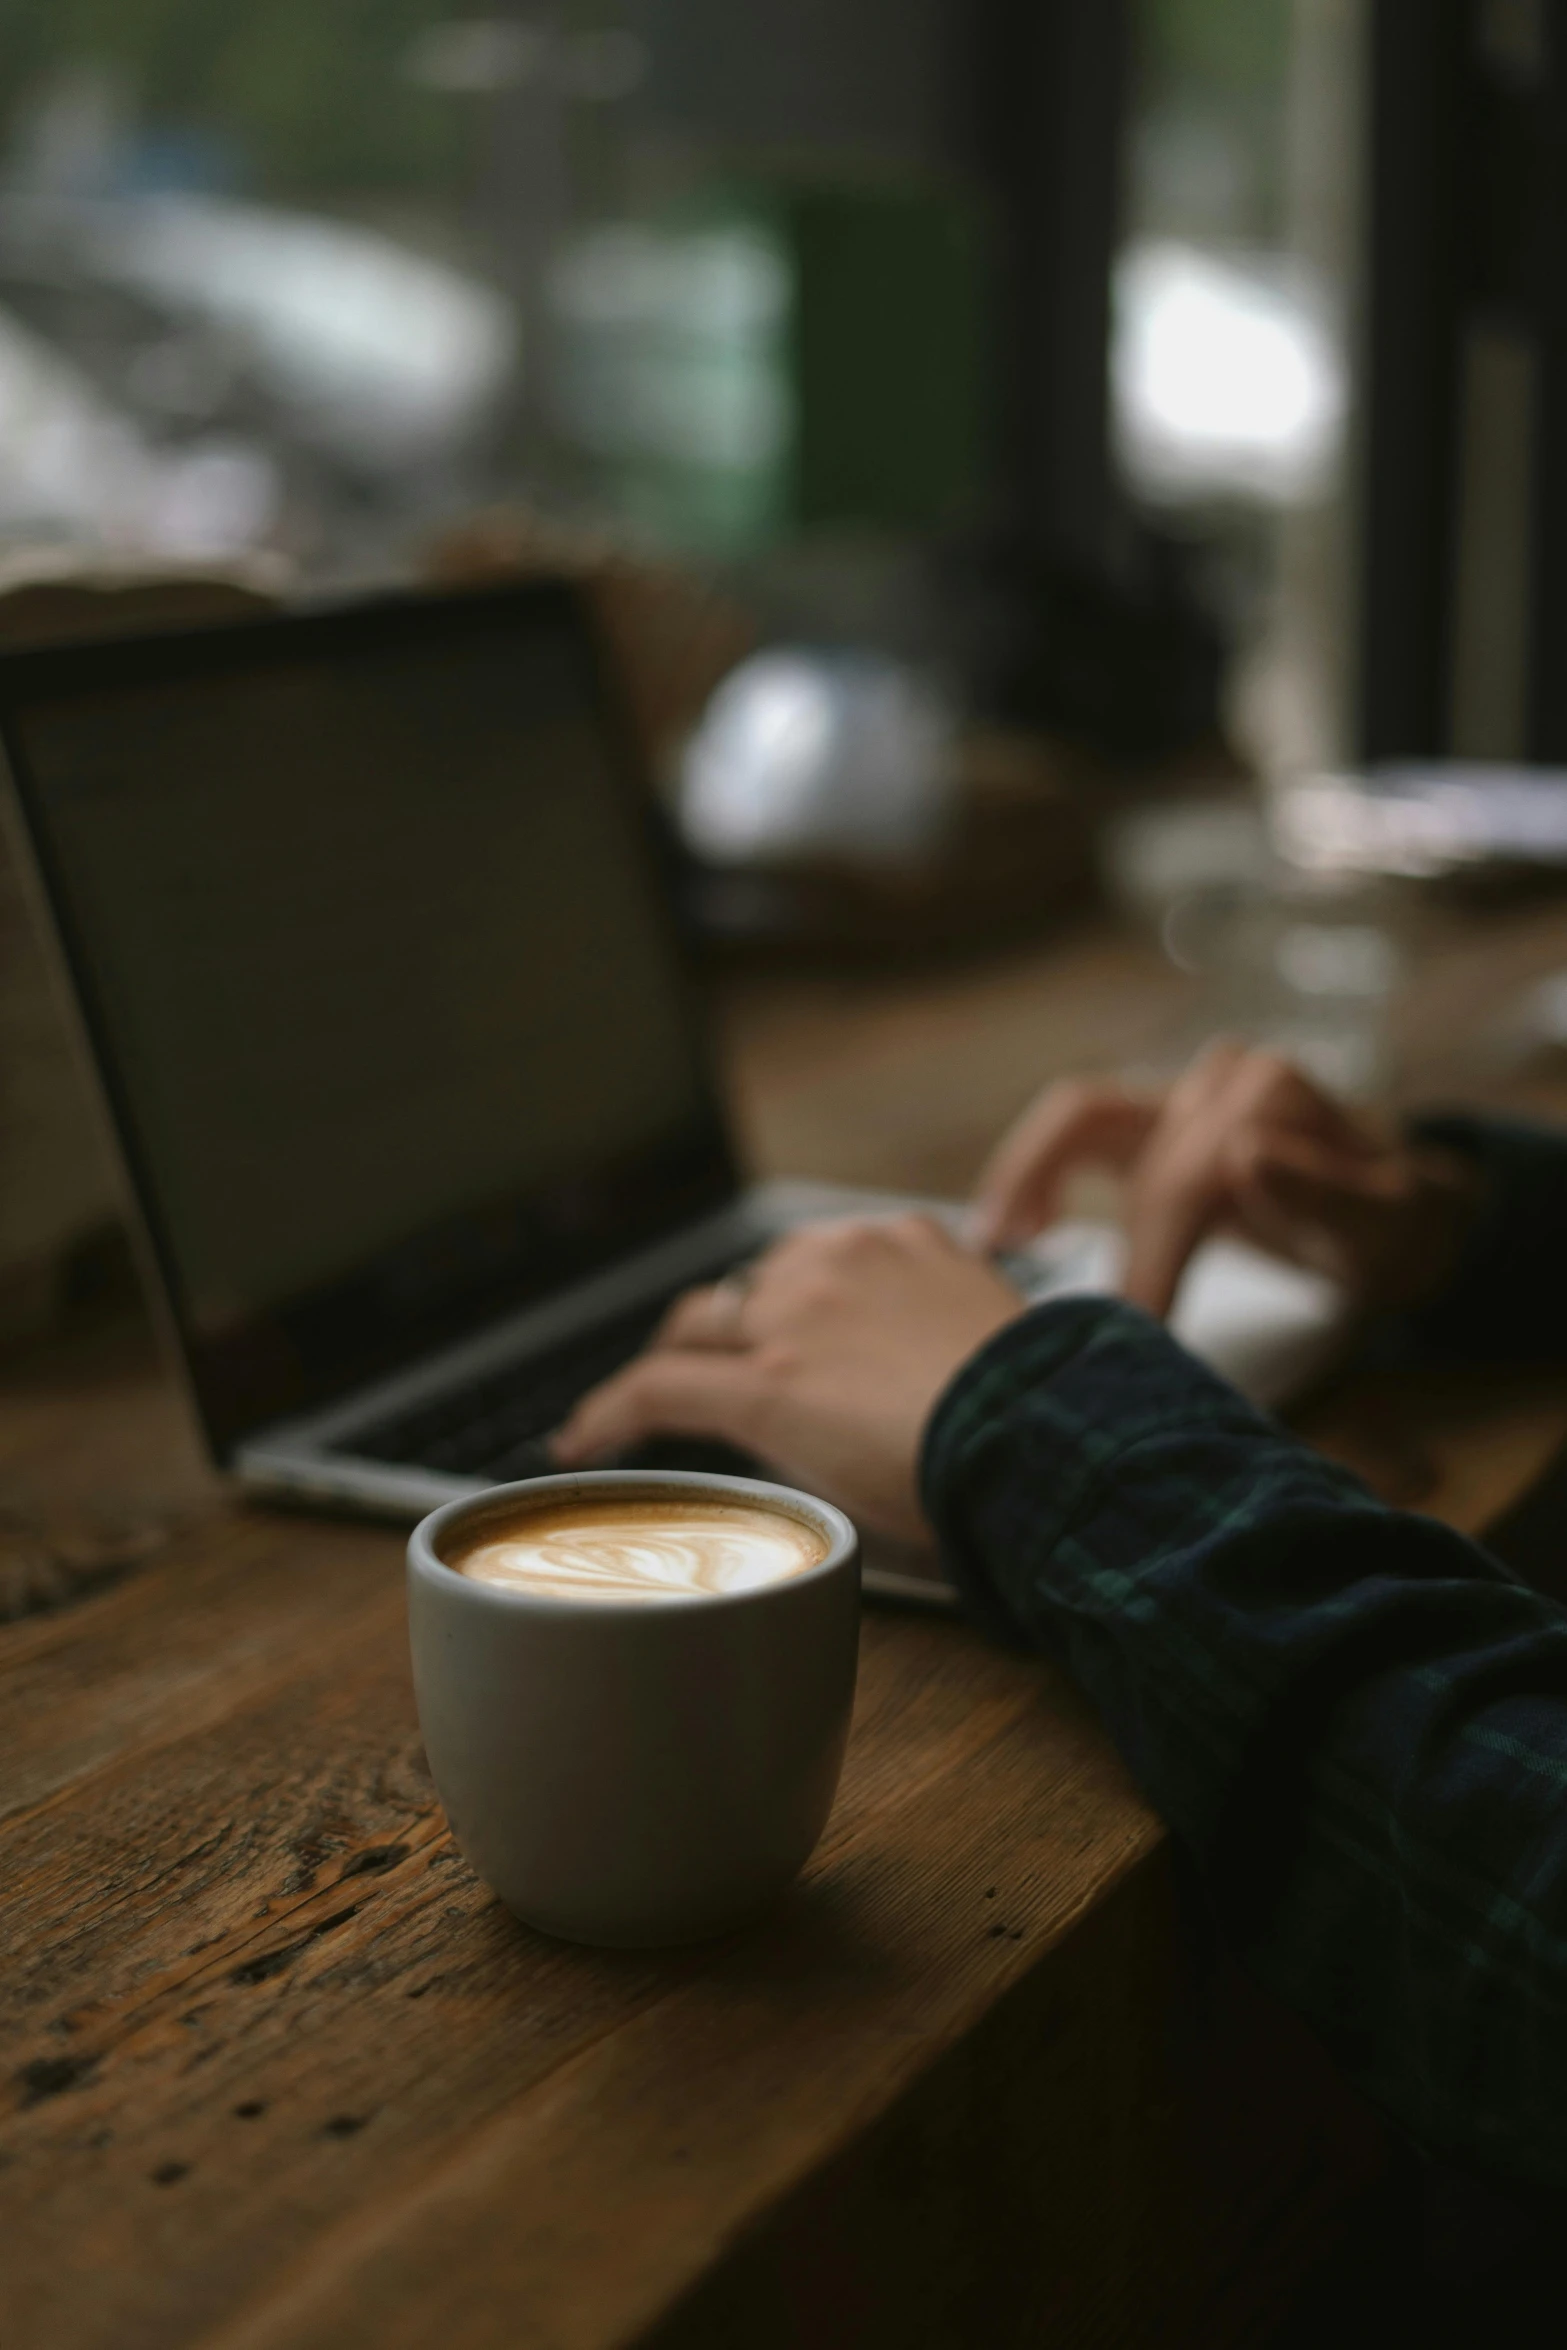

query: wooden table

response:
[7,900,1567,2350]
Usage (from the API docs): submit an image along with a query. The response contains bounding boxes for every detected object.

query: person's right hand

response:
[553,1215,1026,1542]
[971,1040,1481,1321]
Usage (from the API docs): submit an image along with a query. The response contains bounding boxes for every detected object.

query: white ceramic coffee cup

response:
[407,1469,860,1947]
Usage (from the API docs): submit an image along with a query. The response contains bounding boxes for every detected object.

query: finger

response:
[1219,1135,1357,1272]
[1163,1040,1363,1159]
[1120,1041,1397,1314]
[972,1086,1159,1249]
[552,1352,768,1464]
[733,1218,862,1293]
[667,1220,884,1345]
[655,1279,752,1352]
[1159,1036,1251,1123]
[1233,1133,1409,1279]
[1126,1100,1400,1313]
[1111,1048,1256,1314]
[1215,1047,1383,1158]
[744,1213,958,1312]
[1241,1127,1408,1204]
[1121,1152,1232,1318]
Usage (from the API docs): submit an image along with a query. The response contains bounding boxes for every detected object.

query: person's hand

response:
[552,1217,1027,1542]
[971,1040,1481,1320]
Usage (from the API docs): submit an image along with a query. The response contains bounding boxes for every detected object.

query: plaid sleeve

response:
[1402,1113,1567,1361]
[921,1297,1567,2192]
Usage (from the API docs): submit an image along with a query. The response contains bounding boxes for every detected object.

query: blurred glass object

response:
[1164,877,1400,1097]
[1105,794,1401,1097]
[678,649,955,867]
[1103,793,1274,916]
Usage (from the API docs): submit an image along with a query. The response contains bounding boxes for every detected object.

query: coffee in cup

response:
[448,1494,830,1603]
[408,1472,859,1947]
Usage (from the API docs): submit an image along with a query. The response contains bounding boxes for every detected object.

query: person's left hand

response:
[552,1217,1026,1542]
[970,1040,1479,1319]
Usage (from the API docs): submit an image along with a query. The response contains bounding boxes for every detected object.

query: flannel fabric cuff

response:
[918,1295,1277,1642]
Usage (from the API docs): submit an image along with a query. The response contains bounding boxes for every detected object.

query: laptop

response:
[0,579,1350,1608]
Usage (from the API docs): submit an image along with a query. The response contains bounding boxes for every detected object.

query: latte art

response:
[451,1497,828,1602]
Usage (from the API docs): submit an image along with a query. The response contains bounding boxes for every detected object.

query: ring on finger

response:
[709,1267,754,1336]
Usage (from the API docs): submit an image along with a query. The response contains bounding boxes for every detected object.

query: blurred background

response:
[10,0,1567,1336]
[0,0,1348,761]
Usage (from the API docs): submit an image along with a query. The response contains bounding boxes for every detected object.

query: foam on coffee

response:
[449,1495,829,1602]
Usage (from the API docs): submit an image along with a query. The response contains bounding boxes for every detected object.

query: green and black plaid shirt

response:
[921,1114,1567,2195]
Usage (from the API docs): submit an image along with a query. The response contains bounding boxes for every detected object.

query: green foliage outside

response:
[1132,0,1295,243]
[1140,0,1293,109]
[0,0,469,194]
[0,0,1298,207]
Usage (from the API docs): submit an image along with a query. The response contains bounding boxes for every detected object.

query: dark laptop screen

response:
[0,584,735,1451]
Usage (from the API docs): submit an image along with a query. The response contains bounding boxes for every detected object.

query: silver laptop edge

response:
[2,689,1344,1614]
[0,597,986,1613]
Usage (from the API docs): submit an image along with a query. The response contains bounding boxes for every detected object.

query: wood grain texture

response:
[1,1462,1169,2350]
[8,899,1567,2348]
[4,1336,1534,2350]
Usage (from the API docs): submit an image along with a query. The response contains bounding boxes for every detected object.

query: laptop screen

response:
[0,583,736,1451]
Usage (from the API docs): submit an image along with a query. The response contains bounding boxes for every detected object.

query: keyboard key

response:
[343,1267,751,1482]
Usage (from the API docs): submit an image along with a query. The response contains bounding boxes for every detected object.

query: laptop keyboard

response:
[344,1277,761,1486]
